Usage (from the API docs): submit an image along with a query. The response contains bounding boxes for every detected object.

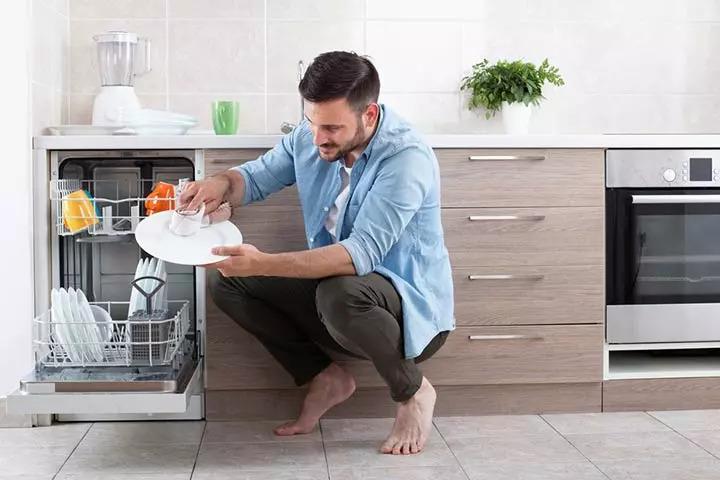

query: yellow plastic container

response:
[62,189,99,233]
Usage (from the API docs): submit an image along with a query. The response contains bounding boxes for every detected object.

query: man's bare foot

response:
[274,363,356,436]
[380,377,437,455]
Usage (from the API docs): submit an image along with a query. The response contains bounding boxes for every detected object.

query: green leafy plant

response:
[460,58,564,119]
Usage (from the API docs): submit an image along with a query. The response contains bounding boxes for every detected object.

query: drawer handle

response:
[468,334,543,341]
[467,274,545,281]
[468,155,546,162]
[468,215,545,222]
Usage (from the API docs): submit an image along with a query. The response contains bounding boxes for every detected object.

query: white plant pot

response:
[501,102,532,134]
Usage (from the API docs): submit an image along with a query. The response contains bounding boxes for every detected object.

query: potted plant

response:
[460,58,564,134]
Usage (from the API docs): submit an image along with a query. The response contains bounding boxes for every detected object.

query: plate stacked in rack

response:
[50,288,113,364]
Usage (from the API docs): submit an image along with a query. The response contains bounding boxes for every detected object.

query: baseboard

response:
[0,396,34,428]
[206,383,602,421]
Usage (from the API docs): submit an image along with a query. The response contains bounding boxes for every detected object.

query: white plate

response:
[135,210,243,266]
[50,289,79,362]
[76,289,109,361]
[128,258,144,317]
[48,125,129,136]
[55,289,82,362]
[67,288,92,362]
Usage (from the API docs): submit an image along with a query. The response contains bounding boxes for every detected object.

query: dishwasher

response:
[7,149,206,423]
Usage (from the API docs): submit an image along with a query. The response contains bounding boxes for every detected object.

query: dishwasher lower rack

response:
[33,300,191,368]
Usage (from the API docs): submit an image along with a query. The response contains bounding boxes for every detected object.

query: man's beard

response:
[318,122,367,162]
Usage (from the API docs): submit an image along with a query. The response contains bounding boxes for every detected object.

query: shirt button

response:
[309,237,314,243]
[323,207,329,212]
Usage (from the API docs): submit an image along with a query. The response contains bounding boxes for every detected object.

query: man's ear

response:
[364,103,380,127]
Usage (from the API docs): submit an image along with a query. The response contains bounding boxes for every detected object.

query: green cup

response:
[212,100,239,135]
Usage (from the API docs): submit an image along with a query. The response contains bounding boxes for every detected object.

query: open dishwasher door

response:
[8,150,206,421]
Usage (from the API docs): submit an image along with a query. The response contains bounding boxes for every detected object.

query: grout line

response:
[51,421,94,479]
[537,415,613,480]
[432,420,472,480]
[263,0,268,135]
[164,0,169,110]
[646,411,720,461]
[319,420,331,480]
[189,421,208,479]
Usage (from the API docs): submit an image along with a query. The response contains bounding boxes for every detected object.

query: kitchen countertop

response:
[32,133,720,150]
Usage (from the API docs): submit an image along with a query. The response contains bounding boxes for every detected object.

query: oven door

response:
[607,188,720,343]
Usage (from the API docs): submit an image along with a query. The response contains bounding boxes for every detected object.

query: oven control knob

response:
[663,168,677,182]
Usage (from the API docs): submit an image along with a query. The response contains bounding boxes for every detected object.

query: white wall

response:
[65,0,720,134]
[0,1,33,396]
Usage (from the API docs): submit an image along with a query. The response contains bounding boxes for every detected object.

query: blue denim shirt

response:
[233,105,455,358]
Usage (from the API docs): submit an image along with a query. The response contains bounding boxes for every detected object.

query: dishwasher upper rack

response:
[33,300,190,368]
[51,178,179,236]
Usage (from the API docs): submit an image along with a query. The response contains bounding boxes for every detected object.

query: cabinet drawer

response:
[453,265,604,326]
[423,324,603,385]
[443,207,604,266]
[437,148,604,207]
[204,149,300,207]
[231,206,307,253]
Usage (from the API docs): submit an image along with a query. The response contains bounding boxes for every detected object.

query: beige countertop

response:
[32,133,720,150]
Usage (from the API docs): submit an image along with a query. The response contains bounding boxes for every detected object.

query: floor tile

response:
[193,442,327,475]
[682,429,720,457]
[329,465,468,480]
[565,431,711,463]
[321,418,441,443]
[542,412,668,435]
[596,457,720,480]
[57,475,190,480]
[204,420,321,444]
[83,421,205,446]
[0,423,90,448]
[463,461,607,480]
[0,446,73,476]
[192,469,328,480]
[434,415,556,440]
[325,439,457,469]
[649,409,720,433]
[59,442,199,475]
[447,433,586,466]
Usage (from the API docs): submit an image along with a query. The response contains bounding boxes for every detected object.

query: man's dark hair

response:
[299,51,380,112]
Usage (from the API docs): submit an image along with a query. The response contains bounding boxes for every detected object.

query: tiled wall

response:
[32,0,69,135]
[64,0,720,134]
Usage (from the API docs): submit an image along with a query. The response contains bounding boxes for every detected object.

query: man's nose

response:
[312,129,328,146]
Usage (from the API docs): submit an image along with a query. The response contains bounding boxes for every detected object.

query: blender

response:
[91,31,151,126]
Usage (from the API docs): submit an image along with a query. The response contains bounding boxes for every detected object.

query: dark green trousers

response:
[208,271,448,402]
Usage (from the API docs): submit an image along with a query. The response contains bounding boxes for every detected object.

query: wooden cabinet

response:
[203,147,607,418]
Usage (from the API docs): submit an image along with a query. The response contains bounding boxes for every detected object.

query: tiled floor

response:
[2,410,720,479]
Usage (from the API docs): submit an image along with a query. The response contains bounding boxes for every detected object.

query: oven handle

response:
[632,194,720,204]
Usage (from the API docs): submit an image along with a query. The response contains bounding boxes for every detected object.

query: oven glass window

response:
[630,202,720,304]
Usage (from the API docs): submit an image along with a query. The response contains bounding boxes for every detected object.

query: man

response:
[180,51,454,455]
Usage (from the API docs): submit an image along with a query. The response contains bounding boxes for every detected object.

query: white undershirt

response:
[324,163,353,242]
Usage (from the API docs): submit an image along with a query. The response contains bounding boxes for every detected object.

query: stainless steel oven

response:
[607,149,720,344]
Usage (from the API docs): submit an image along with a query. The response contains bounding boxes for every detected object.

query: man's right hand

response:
[178,175,231,214]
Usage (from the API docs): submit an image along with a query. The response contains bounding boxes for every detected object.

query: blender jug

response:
[93,31,151,86]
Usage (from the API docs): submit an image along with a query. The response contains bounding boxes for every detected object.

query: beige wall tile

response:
[379,93,461,134]
[268,0,365,20]
[168,0,264,19]
[70,19,167,94]
[168,20,264,94]
[33,0,69,89]
[70,0,166,19]
[267,21,364,93]
[267,93,303,134]
[366,22,461,93]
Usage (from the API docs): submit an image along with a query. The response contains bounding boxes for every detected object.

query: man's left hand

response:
[206,244,267,277]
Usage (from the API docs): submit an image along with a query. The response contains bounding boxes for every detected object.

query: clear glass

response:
[95,38,136,86]
[630,203,720,304]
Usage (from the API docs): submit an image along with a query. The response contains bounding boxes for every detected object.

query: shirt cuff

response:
[339,237,373,276]
[230,165,254,206]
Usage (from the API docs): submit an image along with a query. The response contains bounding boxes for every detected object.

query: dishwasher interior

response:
[7,150,205,420]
